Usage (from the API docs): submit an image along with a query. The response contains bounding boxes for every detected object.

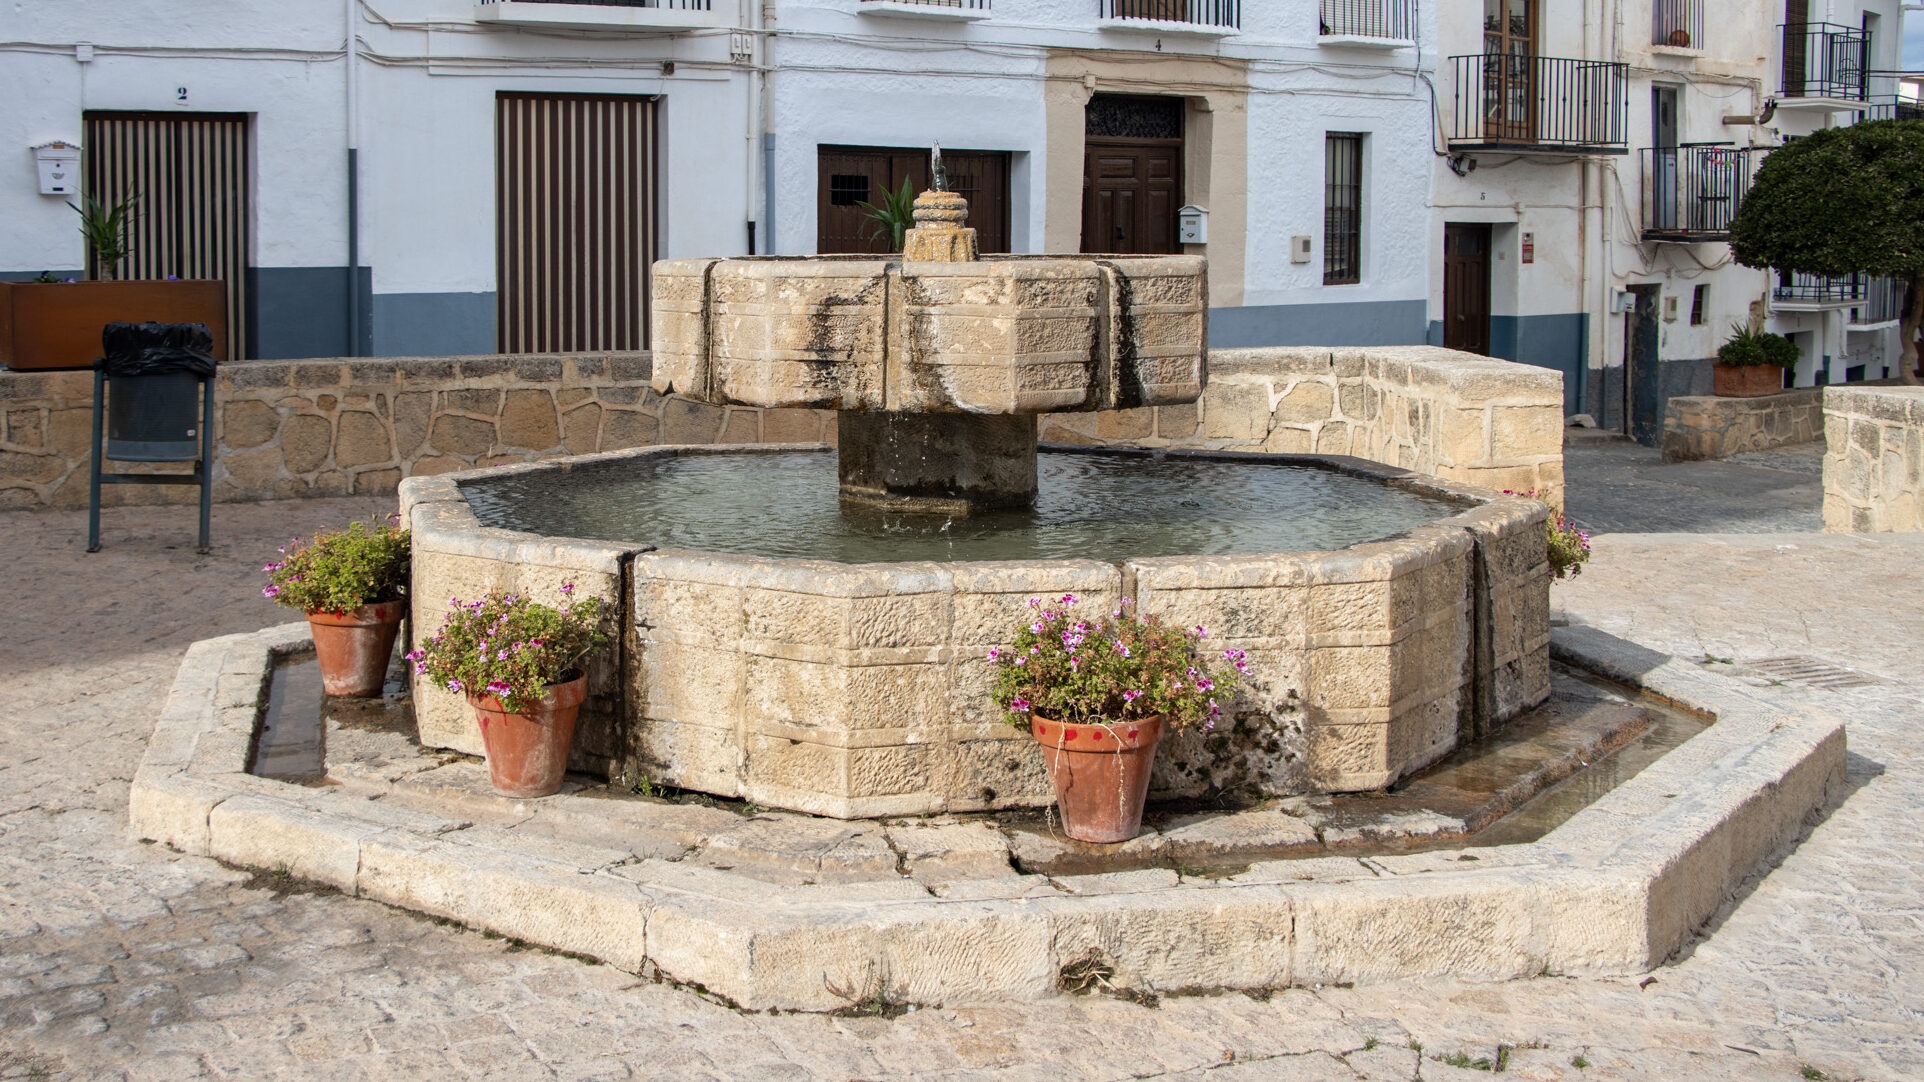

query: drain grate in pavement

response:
[1740,656,1881,689]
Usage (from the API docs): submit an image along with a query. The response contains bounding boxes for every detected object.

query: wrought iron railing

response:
[1450,54,1628,151]
[1319,0,1414,40]
[478,0,713,6]
[1651,0,1703,48]
[1641,145,1759,240]
[860,0,991,8]
[1780,23,1869,100]
[1773,271,1868,305]
[1850,276,1905,324]
[1865,97,1924,121]
[1098,0,1240,29]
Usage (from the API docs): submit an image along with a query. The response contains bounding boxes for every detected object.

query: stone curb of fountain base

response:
[127,622,1847,1012]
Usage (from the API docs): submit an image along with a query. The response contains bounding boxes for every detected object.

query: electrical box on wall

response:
[1613,291,1637,313]
[32,142,80,195]
[1662,295,1680,322]
[1177,204,1208,245]
[1290,235,1312,264]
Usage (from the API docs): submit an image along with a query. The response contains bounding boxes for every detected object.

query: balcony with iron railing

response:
[1651,0,1703,49]
[474,0,725,30]
[1848,276,1906,327]
[1096,0,1240,34]
[1772,270,1869,310]
[1865,96,1924,121]
[1449,54,1629,153]
[1319,0,1415,44]
[859,0,992,20]
[1779,22,1870,104]
[1641,144,1759,241]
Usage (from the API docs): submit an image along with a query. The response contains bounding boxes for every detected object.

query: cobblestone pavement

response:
[1561,437,1824,535]
[3,497,1922,1081]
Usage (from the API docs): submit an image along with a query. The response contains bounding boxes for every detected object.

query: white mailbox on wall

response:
[33,142,80,196]
[1177,204,1207,245]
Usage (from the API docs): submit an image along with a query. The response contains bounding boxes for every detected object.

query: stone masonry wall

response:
[1823,385,1924,533]
[0,353,833,510]
[3,345,1565,509]
[1661,388,1824,463]
[1037,346,1566,501]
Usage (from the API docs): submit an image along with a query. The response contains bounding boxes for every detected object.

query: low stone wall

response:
[1660,388,1824,463]
[1038,346,1565,501]
[1823,385,1924,533]
[2,345,1566,510]
[0,353,833,510]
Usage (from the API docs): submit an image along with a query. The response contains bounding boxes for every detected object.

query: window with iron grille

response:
[1324,133,1363,285]
[1690,284,1708,325]
[829,174,870,206]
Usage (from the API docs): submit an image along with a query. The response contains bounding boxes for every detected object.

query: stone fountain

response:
[402,156,1552,819]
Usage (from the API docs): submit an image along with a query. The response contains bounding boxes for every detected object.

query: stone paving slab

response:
[3,499,1923,1079]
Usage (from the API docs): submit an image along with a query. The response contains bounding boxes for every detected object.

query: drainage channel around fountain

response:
[250,650,1709,881]
[132,620,1846,1008]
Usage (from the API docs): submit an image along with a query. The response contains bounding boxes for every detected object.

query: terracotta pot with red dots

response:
[1028,713,1164,843]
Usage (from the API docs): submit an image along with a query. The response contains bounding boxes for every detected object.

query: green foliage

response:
[70,192,139,279]
[1506,490,1592,581]
[856,177,917,251]
[987,594,1244,731]
[410,586,608,712]
[1571,1054,1591,1070]
[263,518,410,613]
[1716,323,1799,368]
[1730,121,1924,280]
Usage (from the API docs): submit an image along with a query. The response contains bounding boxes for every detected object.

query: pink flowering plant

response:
[262,517,410,614]
[1505,489,1592,580]
[408,585,608,712]
[988,594,1246,731]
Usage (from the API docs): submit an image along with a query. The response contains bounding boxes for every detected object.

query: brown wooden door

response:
[83,112,250,360]
[816,145,1011,255]
[1082,140,1182,254]
[1482,0,1537,142]
[1782,0,1809,98]
[1080,95,1183,255]
[1443,223,1491,355]
[496,92,658,354]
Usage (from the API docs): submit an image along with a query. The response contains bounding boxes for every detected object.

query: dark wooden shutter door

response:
[83,112,250,360]
[1443,223,1491,355]
[497,92,658,353]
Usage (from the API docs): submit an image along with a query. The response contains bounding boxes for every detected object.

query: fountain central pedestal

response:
[649,184,1208,514]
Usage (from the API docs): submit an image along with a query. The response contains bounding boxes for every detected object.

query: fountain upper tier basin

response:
[650,254,1207,415]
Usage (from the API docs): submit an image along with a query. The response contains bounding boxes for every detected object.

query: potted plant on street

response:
[264,517,411,697]
[409,585,608,798]
[989,594,1245,843]
[1712,323,1798,397]
[0,191,228,370]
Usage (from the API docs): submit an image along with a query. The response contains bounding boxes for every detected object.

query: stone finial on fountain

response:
[903,141,977,263]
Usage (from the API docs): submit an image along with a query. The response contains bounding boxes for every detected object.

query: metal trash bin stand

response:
[86,322,218,554]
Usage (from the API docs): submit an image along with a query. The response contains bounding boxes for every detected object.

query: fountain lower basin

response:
[400,444,1551,819]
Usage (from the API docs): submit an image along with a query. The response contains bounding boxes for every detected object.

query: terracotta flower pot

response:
[305,601,405,697]
[1030,713,1164,843]
[468,675,587,798]
[1713,362,1786,398]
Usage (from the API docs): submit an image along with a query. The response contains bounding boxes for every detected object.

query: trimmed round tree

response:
[1729,120,1924,384]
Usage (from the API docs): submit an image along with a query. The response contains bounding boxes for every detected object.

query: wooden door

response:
[1081,95,1183,255]
[496,92,658,354]
[816,146,1011,255]
[83,112,250,360]
[1482,0,1537,142]
[1625,285,1662,445]
[1443,224,1491,355]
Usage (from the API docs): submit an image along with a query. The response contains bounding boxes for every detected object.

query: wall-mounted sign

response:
[1520,232,1535,264]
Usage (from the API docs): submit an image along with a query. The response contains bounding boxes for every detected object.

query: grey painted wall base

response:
[249,266,372,360]
[1211,300,1427,349]
[370,291,496,358]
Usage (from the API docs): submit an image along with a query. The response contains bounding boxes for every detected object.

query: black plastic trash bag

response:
[97,321,217,378]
